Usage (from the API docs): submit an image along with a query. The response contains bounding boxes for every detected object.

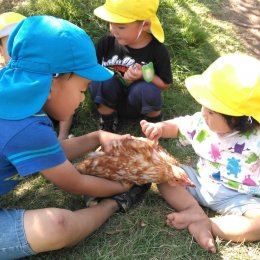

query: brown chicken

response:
[76,137,195,187]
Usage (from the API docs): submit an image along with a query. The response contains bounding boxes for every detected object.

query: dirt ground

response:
[1,0,259,57]
[215,0,260,57]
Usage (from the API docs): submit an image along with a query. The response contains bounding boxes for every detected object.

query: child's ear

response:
[143,20,151,30]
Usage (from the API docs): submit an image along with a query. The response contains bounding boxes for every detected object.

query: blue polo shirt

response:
[0,112,66,196]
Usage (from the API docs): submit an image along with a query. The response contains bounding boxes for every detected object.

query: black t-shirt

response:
[96,33,173,84]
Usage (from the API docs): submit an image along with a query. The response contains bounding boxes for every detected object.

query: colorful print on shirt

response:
[175,112,260,196]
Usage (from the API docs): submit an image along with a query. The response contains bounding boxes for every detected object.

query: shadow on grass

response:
[160,0,219,72]
[198,0,260,57]
[0,174,82,210]
[157,0,220,120]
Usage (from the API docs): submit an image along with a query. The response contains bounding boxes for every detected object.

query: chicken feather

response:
[76,137,195,187]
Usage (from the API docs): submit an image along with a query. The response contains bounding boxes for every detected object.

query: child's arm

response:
[39,130,132,197]
[140,119,179,142]
[150,74,170,90]
[40,160,131,197]
[124,64,170,90]
[61,130,130,161]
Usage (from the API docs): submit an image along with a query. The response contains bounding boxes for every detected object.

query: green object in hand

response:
[142,62,154,82]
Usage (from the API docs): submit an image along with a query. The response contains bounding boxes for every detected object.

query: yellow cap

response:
[0,12,26,38]
[94,0,164,43]
[185,53,260,122]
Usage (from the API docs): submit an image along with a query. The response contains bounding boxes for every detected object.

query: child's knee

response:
[42,209,75,246]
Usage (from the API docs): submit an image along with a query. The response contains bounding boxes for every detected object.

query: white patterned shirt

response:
[175,112,260,196]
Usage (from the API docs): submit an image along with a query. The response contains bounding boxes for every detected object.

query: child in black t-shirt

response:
[89,0,173,132]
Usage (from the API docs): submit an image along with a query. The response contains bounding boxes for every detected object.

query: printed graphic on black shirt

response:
[103,55,136,87]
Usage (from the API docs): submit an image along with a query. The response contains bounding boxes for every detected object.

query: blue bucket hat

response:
[0,15,113,120]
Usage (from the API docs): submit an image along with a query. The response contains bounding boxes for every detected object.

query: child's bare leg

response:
[211,209,260,242]
[24,199,118,253]
[158,183,216,253]
[158,183,208,228]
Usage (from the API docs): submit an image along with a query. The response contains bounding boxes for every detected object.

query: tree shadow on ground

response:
[198,0,260,57]
[158,0,220,119]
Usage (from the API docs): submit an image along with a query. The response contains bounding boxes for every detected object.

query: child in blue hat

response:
[0,16,150,259]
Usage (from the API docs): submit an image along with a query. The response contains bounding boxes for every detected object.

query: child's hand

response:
[140,120,162,142]
[124,63,142,81]
[99,131,131,153]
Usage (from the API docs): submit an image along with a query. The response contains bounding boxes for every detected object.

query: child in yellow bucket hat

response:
[141,53,260,253]
[0,12,25,67]
[87,0,173,132]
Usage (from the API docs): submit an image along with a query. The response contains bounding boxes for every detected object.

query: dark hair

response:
[222,114,259,132]
[53,73,73,80]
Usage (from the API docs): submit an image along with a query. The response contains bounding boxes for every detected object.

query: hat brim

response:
[0,68,52,120]
[185,75,243,117]
[150,15,164,43]
[75,63,113,81]
[0,63,113,120]
[94,6,135,23]
[0,23,21,38]
[94,6,164,43]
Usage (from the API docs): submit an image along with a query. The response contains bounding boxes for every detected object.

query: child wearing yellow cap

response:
[0,12,25,67]
[88,0,173,132]
[141,53,260,253]
[0,16,150,259]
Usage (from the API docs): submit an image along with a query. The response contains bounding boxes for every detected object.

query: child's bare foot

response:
[166,205,216,252]
[188,219,216,253]
[166,205,207,229]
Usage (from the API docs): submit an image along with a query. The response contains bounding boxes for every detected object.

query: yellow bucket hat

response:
[94,0,164,43]
[0,12,26,38]
[185,53,260,122]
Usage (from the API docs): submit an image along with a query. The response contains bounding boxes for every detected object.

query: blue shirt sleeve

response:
[3,119,66,176]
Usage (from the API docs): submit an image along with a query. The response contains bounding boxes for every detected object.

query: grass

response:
[1,0,260,259]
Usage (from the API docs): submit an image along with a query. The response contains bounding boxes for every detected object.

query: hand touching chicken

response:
[76,137,195,187]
